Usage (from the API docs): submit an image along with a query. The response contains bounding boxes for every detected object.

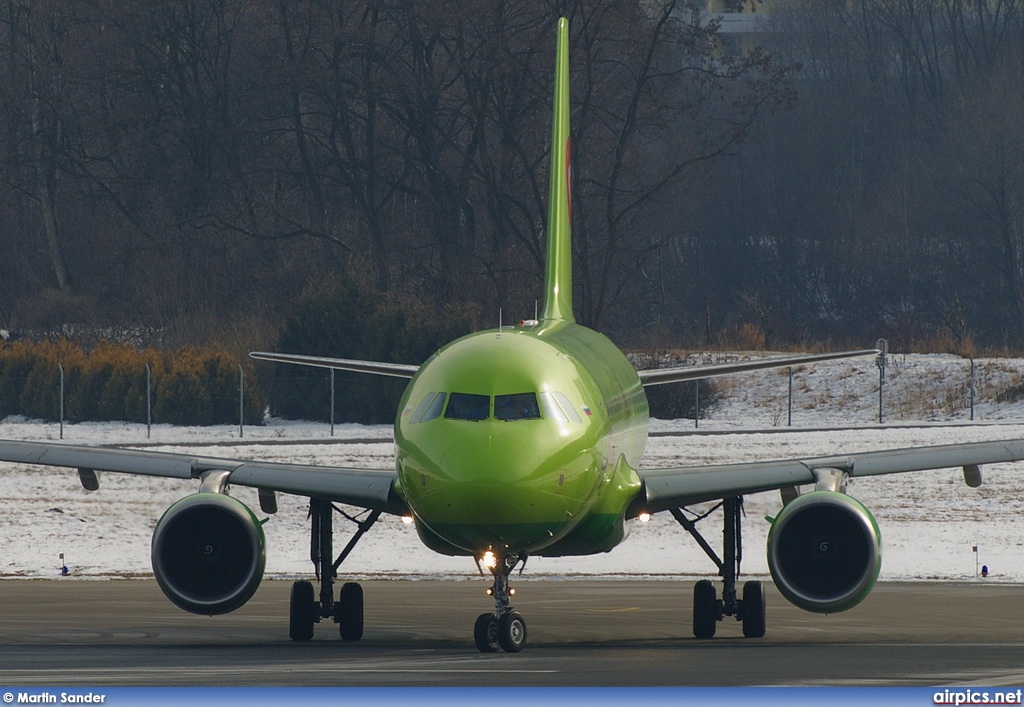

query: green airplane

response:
[2,17,1024,653]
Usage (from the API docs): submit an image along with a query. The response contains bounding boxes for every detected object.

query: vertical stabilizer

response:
[540,17,575,324]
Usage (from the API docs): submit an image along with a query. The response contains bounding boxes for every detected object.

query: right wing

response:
[637,349,879,387]
[249,351,419,379]
[632,437,1024,514]
[0,439,406,514]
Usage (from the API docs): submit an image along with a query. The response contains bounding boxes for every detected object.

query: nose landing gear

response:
[474,551,528,652]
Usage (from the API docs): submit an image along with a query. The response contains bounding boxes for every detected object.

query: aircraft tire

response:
[337,582,364,641]
[693,580,717,639]
[289,580,316,641]
[742,580,766,638]
[497,611,528,652]
[474,613,500,653]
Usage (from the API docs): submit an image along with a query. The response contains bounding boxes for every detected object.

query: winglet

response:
[540,17,574,324]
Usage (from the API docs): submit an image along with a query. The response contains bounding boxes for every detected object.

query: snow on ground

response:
[3,352,1024,583]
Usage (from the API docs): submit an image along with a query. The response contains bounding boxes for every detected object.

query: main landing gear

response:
[289,498,381,642]
[671,496,766,639]
[473,551,528,653]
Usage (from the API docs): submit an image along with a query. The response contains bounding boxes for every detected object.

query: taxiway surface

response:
[1,579,1023,686]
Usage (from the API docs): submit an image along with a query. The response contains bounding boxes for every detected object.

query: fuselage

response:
[394,318,648,559]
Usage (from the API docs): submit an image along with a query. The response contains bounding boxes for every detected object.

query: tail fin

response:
[540,17,574,324]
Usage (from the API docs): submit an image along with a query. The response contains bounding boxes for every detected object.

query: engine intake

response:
[767,490,881,613]
[151,493,266,615]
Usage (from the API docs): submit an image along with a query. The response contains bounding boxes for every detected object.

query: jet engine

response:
[766,490,881,613]
[151,492,266,615]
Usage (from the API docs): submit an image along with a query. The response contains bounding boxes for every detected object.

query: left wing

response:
[0,439,406,514]
[0,351,420,515]
[250,351,419,379]
[637,349,879,387]
[631,437,1024,514]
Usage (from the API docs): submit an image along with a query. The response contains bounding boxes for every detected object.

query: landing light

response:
[401,515,414,525]
[638,512,651,523]
[486,587,515,596]
[482,550,497,569]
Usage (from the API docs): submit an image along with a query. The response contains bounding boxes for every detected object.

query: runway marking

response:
[828,642,1024,648]
[0,667,561,680]
[0,653,562,680]
[951,673,1024,687]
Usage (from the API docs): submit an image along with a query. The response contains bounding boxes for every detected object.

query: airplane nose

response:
[436,432,544,520]
[400,422,598,551]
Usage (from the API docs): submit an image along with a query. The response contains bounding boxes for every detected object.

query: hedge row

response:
[0,340,266,425]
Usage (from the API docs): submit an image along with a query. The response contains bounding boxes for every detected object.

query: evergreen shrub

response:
[0,340,266,425]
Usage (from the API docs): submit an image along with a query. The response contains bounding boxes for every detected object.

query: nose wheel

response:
[474,613,500,652]
[497,611,527,652]
[474,610,528,652]
[474,552,528,652]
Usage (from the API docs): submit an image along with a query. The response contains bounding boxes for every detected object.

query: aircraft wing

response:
[637,349,879,387]
[632,437,1024,514]
[0,439,406,514]
[250,351,419,379]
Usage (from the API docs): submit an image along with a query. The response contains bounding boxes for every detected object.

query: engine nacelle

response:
[151,493,266,615]
[766,490,881,613]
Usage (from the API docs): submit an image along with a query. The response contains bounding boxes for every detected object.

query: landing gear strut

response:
[474,551,528,653]
[289,498,380,641]
[672,496,765,639]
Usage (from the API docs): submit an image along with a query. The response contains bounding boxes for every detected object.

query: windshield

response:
[412,390,580,423]
[444,393,490,421]
[495,393,541,421]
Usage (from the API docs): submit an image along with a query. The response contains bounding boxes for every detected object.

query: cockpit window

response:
[444,392,490,421]
[495,393,541,421]
[409,392,434,423]
[553,391,583,423]
[538,391,584,423]
[411,392,446,423]
[421,392,447,422]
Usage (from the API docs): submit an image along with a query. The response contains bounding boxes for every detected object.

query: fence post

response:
[145,363,152,439]
[875,339,889,423]
[58,363,64,440]
[693,379,699,429]
[330,368,336,437]
[969,356,976,421]
[238,363,244,439]
[787,366,793,427]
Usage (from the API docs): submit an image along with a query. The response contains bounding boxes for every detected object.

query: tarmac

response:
[1,578,1023,686]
